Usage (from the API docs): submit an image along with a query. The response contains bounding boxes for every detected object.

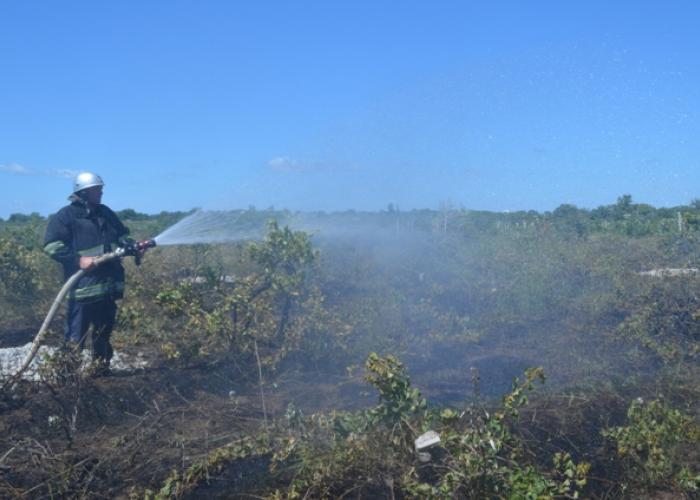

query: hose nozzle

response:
[121,238,156,265]
[135,239,157,251]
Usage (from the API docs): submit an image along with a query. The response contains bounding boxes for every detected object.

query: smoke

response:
[150,206,665,402]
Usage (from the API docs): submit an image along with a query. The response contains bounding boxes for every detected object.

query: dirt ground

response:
[0,327,619,498]
[1,324,687,498]
[0,349,374,499]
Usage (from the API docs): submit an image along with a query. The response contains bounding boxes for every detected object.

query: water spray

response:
[6,207,267,388]
[152,209,265,246]
[3,207,418,389]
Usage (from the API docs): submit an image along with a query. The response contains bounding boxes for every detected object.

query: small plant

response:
[147,436,271,499]
[36,348,94,447]
[364,352,426,433]
[602,398,700,494]
[404,366,589,499]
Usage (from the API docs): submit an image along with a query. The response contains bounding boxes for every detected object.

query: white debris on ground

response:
[181,275,236,284]
[414,430,441,451]
[638,268,700,277]
[0,343,150,381]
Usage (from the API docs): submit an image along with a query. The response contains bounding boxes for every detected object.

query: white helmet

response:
[73,172,105,194]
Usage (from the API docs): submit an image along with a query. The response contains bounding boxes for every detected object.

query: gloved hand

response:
[79,256,97,270]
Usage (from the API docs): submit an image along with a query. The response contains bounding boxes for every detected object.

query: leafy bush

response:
[132,221,351,370]
[602,398,700,494]
[615,278,700,361]
[0,235,57,328]
[148,355,590,499]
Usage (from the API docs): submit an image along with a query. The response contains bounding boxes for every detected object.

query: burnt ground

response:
[0,338,529,498]
[0,354,373,499]
[0,322,686,499]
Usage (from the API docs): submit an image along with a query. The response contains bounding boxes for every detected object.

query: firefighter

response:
[43,172,132,375]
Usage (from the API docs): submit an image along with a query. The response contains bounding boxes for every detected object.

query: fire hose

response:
[2,239,156,390]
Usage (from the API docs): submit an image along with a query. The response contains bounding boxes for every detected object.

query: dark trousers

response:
[65,299,117,363]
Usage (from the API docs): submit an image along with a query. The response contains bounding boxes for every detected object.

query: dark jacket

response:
[44,201,130,302]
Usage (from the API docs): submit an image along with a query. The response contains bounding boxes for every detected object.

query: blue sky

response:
[1,1,698,217]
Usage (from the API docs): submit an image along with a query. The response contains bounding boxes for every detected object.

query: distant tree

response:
[617,194,633,208]
[552,204,581,217]
[551,204,590,237]
[116,208,150,221]
[8,212,43,223]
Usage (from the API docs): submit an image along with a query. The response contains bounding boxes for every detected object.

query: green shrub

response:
[602,398,700,494]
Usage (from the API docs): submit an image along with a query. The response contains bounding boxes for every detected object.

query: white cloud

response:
[0,164,78,178]
[268,156,303,172]
[49,169,78,178]
[0,163,32,175]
